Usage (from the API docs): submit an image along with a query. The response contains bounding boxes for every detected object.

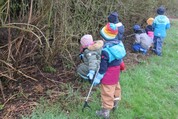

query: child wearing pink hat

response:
[77,34,103,81]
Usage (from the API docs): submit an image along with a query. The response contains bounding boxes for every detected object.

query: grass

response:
[22,20,178,119]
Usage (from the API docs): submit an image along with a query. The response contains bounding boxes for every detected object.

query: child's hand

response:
[120,61,126,71]
[93,73,104,86]
[79,53,84,60]
[87,70,95,80]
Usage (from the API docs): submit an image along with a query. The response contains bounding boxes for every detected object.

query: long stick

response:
[85,65,100,102]
[0,80,5,101]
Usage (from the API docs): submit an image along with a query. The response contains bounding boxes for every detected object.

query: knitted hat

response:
[100,23,118,41]
[133,24,141,31]
[157,6,165,15]
[80,34,94,48]
[147,18,154,25]
[108,12,119,24]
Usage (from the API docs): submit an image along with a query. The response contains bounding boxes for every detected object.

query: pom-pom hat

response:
[100,23,118,41]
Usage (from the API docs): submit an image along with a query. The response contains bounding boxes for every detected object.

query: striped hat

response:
[147,18,154,25]
[100,23,118,40]
[80,34,94,48]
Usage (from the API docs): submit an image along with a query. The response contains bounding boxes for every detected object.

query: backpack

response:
[104,41,126,62]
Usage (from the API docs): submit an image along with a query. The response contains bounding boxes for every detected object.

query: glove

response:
[120,61,125,71]
[79,53,84,60]
[93,73,104,86]
[87,70,95,80]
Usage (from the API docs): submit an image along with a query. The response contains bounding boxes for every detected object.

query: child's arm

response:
[135,35,141,44]
[166,18,171,30]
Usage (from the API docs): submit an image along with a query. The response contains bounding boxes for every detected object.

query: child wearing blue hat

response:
[108,12,125,41]
[132,24,153,55]
[152,6,171,56]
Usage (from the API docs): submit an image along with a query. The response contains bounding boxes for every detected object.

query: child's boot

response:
[113,100,119,111]
[96,108,110,119]
[139,48,147,55]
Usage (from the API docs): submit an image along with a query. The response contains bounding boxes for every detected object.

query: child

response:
[152,6,171,56]
[93,23,126,119]
[145,17,154,40]
[77,34,103,81]
[108,12,125,41]
[132,24,153,54]
[107,11,126,109]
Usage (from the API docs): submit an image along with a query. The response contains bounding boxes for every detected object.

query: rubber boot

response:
[96,108,110,119]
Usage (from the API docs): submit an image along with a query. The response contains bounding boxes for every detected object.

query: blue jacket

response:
[152,15,170,38]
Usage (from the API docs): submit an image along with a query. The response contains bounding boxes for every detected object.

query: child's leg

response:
[132,43,141,52]
[153,36,157,51]
[77,63,89,79]
[114,82,121,100]
[113,82,121,110]
[153,36,163,56]
[101,84,117,109]
[96,84,117,118]
[156,37,163,56]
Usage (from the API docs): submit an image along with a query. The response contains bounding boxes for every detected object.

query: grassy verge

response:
[22,20,178,119]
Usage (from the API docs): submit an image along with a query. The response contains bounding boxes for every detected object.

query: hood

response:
[157,15,167,23]
[88,40,104,51]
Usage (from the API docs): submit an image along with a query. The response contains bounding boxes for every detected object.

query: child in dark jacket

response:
[152,6,171,56]
[93,23,126,119]
[107,11,126,109]
[145,17,154,40]
[108,12,125,41]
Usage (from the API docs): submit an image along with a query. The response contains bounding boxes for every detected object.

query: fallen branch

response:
[0,80,5,101]
[0,59,37,81]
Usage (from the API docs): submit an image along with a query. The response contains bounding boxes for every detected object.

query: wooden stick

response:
[0,80,5,101]
[0,59,37,81]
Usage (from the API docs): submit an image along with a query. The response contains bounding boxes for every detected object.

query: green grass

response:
[23,20,178,119]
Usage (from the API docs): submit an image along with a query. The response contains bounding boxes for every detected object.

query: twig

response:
[28,0,34,24]
[3,23,52,52]
[1,25,43,45]
[0,59,37,81]
[37,66,59,83]
[0,79,5,101]
[0,72,17,81]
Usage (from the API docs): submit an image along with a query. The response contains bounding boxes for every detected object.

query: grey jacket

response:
[135,32,153,50]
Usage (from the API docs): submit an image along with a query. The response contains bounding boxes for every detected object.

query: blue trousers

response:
[153,36,164,56]
[132,43,147,54]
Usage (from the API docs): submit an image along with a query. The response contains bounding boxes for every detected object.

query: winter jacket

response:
[81,40,103,71]
[77,40,103,79]
[99,40,123,85]
[134,29,153,50]
[115,22,125,41]
[152,15,170,38]
[145,25,154,39]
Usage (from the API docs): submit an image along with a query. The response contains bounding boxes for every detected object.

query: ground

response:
[0,36,154,119]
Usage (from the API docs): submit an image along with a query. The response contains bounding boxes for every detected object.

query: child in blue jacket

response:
[152,6,171,56]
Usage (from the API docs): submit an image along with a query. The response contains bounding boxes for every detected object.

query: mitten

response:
[93,73,104,86]
[87,70,95,80]
[120,61,125,71]
[79,53,84,60]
